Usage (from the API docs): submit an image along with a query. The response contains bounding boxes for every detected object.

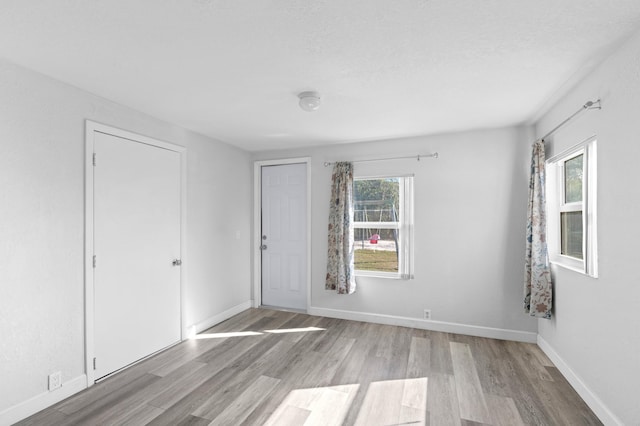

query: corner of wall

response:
[537,335,623,426]
[188,300,253,336]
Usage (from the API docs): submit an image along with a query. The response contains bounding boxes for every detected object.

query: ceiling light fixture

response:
[298,91,321,112]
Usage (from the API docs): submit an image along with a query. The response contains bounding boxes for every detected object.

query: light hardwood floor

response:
[17,308,601,425]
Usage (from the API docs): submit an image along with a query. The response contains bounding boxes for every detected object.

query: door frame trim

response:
[84,120,187,386]
[253,157,311,312]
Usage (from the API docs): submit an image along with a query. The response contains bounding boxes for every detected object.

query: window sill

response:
[550,259,598,278]
[355,271,412,280]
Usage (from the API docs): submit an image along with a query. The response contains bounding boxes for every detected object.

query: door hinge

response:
[93,357,97,370]
[92,153,96,166]
[93,255,96,268]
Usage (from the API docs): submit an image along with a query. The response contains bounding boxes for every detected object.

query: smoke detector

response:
[298,91,321,112]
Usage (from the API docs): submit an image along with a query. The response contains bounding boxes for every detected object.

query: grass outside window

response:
[354,249,398,272]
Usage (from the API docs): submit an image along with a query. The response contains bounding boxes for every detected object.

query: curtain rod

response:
[540,99,601,141]
[323,153,438,167]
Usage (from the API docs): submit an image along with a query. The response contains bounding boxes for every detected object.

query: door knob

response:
[172,259,182,266]
[260,245,267,250]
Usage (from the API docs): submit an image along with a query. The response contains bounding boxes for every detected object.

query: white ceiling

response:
[1,1,640,151]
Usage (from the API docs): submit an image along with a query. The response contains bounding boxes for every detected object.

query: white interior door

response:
[93,131,181,380]
[261,163,307,310]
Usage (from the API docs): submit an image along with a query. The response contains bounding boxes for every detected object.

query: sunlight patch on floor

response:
[355,377,428,426]
[192,326,326,339]
[264,377,428,426]
[265,384,360,426]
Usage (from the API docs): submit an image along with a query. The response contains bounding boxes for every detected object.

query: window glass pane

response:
[354,247,398,272]
[561,211,583,259]
[564,154,583,203]
[354,178,399,222]
[353,178,400,273]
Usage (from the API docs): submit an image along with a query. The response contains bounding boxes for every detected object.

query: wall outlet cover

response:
[48,371,62,391]
[423,309,431,320]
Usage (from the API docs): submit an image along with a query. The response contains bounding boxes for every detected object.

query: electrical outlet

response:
[48,371,62,391]
[423,309,431,320]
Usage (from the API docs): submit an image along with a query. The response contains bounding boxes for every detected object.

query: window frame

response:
[559,151,584,259]
[352,175,414,280]
[546,137,598,277]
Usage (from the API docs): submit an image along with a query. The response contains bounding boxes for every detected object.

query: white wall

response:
[535,29,640,426]
[253,126,537,337]
[0,60,251,421]
[185,136,252,328]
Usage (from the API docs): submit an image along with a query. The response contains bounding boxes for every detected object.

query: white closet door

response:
[93,131,181,380]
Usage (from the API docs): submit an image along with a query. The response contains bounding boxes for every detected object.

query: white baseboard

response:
[0,374,87,426]
[188,300,253,336]
[537,335,621,426]
[308,307,537,343]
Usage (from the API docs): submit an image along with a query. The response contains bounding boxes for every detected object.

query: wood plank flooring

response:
[17,308,602,425]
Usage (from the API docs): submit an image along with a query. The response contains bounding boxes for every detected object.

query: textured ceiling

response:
[1,1,640,151]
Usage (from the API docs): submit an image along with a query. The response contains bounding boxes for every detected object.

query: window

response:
[353,176,414,279]
[546,137,597,277]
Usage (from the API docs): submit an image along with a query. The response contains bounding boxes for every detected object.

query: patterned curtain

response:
[325,162,356,294]
[524,140,553,318]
